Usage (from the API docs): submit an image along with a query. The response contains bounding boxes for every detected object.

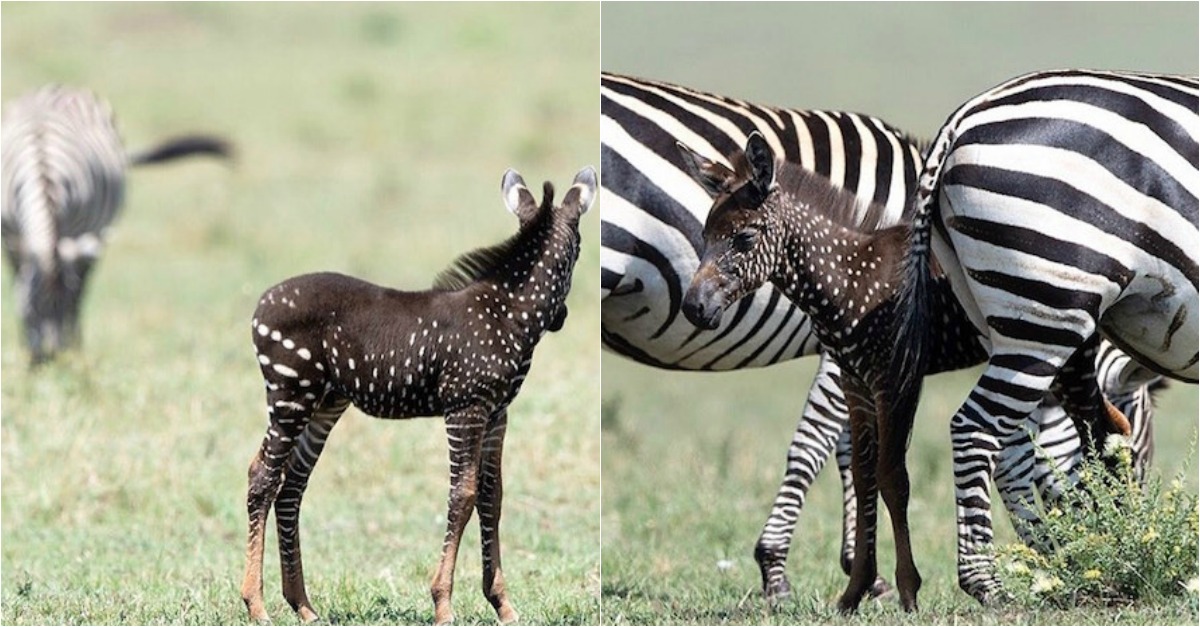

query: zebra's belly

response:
[1102,273,1199,382]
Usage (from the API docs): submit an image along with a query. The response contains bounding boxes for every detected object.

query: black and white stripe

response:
[1,84,230,363]
[601,72,1164,600]
[899,69,1196,602]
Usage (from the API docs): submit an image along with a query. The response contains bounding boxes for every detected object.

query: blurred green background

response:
[2,3,599,624]
[601,2,1198,625]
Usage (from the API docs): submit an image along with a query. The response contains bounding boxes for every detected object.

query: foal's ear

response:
[502,168,538,220]
[676,140,736,198]
[744,132,776,196]
[562,166,597,215]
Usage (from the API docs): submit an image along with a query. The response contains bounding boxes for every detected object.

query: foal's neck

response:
[771,196,909,351]
[469,215,577,333]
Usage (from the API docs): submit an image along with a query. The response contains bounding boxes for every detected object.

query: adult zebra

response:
[600,72,1161,601]
[898,68,1197,602]
[1,84,231,364]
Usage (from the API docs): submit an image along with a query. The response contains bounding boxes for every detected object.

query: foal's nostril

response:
[682,294,722,330]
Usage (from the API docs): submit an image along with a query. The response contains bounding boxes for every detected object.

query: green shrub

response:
[993,435,1200,607]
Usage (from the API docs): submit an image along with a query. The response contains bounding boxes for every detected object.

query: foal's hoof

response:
[498,606,520,625]
[297,606,320,623]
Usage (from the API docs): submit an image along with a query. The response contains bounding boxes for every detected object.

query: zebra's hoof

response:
[763,577,792,607]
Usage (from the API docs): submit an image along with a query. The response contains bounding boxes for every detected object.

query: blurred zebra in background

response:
[600,72,1162,600]
[1,84,231,364]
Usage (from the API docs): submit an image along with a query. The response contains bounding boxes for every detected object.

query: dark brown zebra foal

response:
[678,133,926,612]
[239,166,596,625]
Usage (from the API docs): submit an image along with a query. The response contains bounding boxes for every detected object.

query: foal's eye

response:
[732,230,757,252]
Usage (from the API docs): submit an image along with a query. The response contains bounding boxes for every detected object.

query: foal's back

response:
[253,271,526,420]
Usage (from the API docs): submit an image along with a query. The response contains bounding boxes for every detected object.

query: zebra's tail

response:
[889,122,957,414]
[128,135,233,166]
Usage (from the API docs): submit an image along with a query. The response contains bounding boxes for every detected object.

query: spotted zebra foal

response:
[239,167,596,625]
[676,133,1130,613]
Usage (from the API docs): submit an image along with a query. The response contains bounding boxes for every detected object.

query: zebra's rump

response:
[931,70,1199,380]
[1,85,127,260]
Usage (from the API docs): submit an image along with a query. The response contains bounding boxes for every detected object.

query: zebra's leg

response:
[835,380,880,613]
[431,405,487,626]
[16,261,54,364]
[241,387,316,623]
[476,408,518,624]
[954,344,1082,604]
[276,395,349,623]
[994,403,1066,551]
[59,256,96,351]
[1051,336,1127,457]
[755,354,845,603]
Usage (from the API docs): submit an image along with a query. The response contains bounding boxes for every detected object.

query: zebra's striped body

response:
[601,73,1162,600]
[239,168,596,625]
[900,69,1197,602]
[1,84,229,363]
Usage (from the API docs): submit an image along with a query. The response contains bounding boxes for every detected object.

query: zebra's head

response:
[7,243,95,365]
[677,132,782,330]
[499,166,596,333]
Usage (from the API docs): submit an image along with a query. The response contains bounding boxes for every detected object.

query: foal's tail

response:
[128,134,234,166]
[889,121,958,415]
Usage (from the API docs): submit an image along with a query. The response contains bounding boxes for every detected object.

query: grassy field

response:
[1,3,599,625]
[601,3,1199,625]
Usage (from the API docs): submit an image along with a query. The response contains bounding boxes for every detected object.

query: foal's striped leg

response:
[836,381,881,614]
[241,388,317,622]
[477,409,518,624]
[431,405,488,626]
[276,396,349,622]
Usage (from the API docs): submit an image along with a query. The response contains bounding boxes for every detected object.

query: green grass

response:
[1,3,599,625]
[600,355,1199,625]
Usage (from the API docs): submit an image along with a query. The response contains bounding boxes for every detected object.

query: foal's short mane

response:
[773,158,894,234]
[432,182,556,291]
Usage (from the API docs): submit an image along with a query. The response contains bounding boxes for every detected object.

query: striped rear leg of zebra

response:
[0,84,231,365]
[239,167,596,625]
[896,69,1198,603]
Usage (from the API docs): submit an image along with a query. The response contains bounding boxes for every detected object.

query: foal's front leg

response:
[836,381,880,613]
[477,408,518,623]
[431,405,488,625]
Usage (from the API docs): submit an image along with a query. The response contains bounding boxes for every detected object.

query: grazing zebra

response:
[240,167,596,625]
[1,84,231,364]
[897,69,1197,603]
[601,72,1161,601]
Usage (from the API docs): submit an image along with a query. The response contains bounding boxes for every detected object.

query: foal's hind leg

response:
[241,387,316,622]
[431,405,488,625]
[276,395,349,622]
[477,408,518,624]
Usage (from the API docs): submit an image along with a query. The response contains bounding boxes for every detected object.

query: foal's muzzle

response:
[682,280,726,330]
